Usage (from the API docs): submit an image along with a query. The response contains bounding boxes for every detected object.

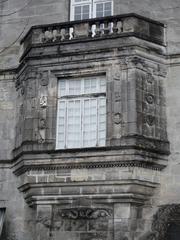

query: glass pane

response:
[96,3,104,17]
[59,80,66,97]
[84,78,99,94]
[104,2,112,16]
[83,5,89,13]
[82,5,90,19]
[105,2,111,11]
[67,100,81,148]
[57,77,106,149]
[100,78,106,92]
[57,101,66,148]
[75,6,81,14]
[74,14,81,20]
[83,99,97,147]
[98,97,106,146]
[82,12,90,19]
[96,3,103,11]
[84,79,91,93]
[69,79,81,95]
[74,6,82,20]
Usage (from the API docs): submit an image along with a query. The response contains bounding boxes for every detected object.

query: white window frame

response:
[70,0,113,21]
[93,0,113,18]
[56,76,106,149]
[70,0,92,21]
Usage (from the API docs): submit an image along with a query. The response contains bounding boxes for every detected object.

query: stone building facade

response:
[0,1,179,240]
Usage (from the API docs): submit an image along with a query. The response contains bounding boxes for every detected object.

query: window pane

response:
[74,4,90,20]
[67,100,81,148]
[105,2,111,11]
[96,2,112,18]
[56,101,66,149]
[96,3,104,18]
[83,5,90,14]
[69,79,81,95]
[74,6,82,20]
[84,78,99,94]
[59,80,66,97]
[75,6,81,14]
[98,98,106,146]
[56,77,106,149]
[83,99,97,147]
[96,3,103,12]
[100,78,106,92]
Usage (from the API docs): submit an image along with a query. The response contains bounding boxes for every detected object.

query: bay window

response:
[56,76,106,149]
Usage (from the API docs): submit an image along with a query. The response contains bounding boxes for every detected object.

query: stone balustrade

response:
[21,13,165,55]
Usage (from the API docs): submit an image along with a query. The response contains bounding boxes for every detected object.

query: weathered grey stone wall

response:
[153,59,180,206]
[0,1,179,240]
[0,0,69,68]
[0,71,16,161]
[0,0,179,68]
[0,167,35,240]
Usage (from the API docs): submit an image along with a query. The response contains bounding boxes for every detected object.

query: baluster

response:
[64,27,70,40]
[112,19,118,34]
[48,27,54,42]
[52,29,58,42]
[118,20,123,33]
[88,23,93,38]
[60,28,65,41]
[56,28,62,41]
[95,22,101,37]
[43,29,52,42]
[103,21,110,35]
[69,27,74,40]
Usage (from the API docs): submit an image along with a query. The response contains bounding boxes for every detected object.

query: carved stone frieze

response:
[59,208,112,219]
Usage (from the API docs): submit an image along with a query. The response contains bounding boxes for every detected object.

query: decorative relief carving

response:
[40,96,47,108]
[59,208,112,220]
[35,130,45,143]
[114,112,123,124]
[114,92,121,102]
[146,115,155,126]
[39,119,46,129]
[147,73,155,84]
[38,71,49,86]
[36,215,51,229]
[146,94,155,104]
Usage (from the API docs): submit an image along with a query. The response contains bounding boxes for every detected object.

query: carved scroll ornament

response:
[60,208,112,219]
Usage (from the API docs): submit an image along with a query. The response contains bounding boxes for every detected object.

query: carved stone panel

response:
[36,206,114,240]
